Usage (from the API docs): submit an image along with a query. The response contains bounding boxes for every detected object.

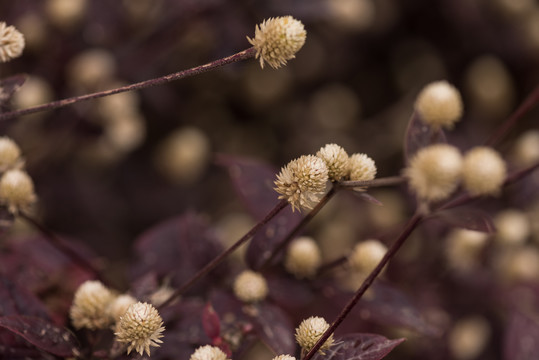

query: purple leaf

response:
[504,310,539,360]
[202,303,221,340]
[0,315,80,357]
[0,74,26,109]
[249,302,295,355]
[430,208,496,233]
[266,276,315,311]
[403,112,446,163]
[312,333,405,360]
[0,276,51,320]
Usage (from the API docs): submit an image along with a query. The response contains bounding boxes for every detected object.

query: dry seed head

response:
[0,137,22,172]
[272,355,296,360]
[0,22,25,62]
[405,144,463,202]
[295,316,334,353]
[115,302,165,356]
[462,147,506,196]
[190,345,229,360]
[415,81,463,129]
[285,236,322,279]
[348,153,377,185]
[274,155,329,212]
[316,143,350,181]
[70,280,115,330]
[109,294,137,323]
[0,169,37,214]
[349,239,388,274]
[233,270,268,303]
[494,209,530,246]
[247,16,306,69]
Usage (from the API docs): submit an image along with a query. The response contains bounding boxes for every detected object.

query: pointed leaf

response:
[504,310,539,360]
[312,333,405,360]
[404,112,446,163]
[431,208,496,233]
[0,74,26,109]
[202,303,221,340]
[249,302,295,355]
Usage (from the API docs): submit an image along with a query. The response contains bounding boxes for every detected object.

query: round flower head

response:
[494,209,530,245]
[273,355,296,360]
[349,239,388,274]
[274,155,329,212]
[415,81,463,129]
[405,144,463,202]
[190,345,229,360]
[0,22,25,62]
[462,147,506,196]
[348,153,377,185]
[0,169,37,214]
[247,16,306,69]
[512,130,539,166]
[0,137,22,172]
[70,280,115,330]
[115,302,165,356]
[295,316,334,353]
[109,294,137,323]
[233,270,268,303]
[445,229,489,271]
[285,236,322,279]
[316,143,350,181]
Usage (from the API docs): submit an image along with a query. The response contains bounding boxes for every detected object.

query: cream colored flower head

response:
[285,236,322,279]
[233,270,268,303]
[349,239,388,274]
[0,137,23,172]
[0,169,37,214]
[0,22,25,62]
[275,155,329,212]
[272,355,296,360]
[115,302,165,356]
[415,81,463,129]
[348,153,377,188]
[316,144,350,181]
[405,144,463,202]
[70,280,115,330]
[190,345,229,360]
[462,146,506,196]
[494,209,530,245]
[295,316,334,353]
[109,294,137,323]
[247,16,306,69]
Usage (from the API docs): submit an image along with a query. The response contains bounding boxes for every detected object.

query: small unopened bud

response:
[190,345,229,360]
[0,22,25,62]
[285,236,322,279]
[0,169,37,214]
[247,16,306,69]
[70,280,115,330]
[233,270,268,303]
[348,153,377,189]
[0,137,22,172]
[462,147,506,196]
[349,239,388,274]
[295,316,334,353]
[316,143,350,181]
[415,81,463,129]
[109,294,137,323]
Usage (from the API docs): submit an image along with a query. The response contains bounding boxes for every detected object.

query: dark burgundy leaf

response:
[160,299,208,344]
[249,302,295,355]
[312,333,405,360]
[0,276,50,319]
[403,112,447,163]
[0,315,80,357]
[266,275,315,310]
[430,208,496,233]
[504,310,539,360]
[0,74,26,109]
[202,303,221,340]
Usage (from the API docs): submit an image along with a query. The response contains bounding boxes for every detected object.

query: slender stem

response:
[19,212,107,285]
[485,84,539,147]
[302,213,424,360]
[0,47,257,121]
[158,199,288,310]
[338,176,406,189]
[317,256,347,275]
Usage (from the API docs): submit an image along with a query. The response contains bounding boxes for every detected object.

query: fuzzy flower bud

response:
[348,153,377,186]
[462,147,506,196]
[247,16,306,69]
[512,130,539,167]
[272,355,296,360]
[190,345,229,360]
[494,209,530,245]
[0,22,25,62]
[285,236,322,279]
[405,144,463,202]
[233,270,268,303]
[415,81,463,129]
[316,143,350,181]
[445,229,489,271]
[274,155,329,212]
[295,316,334,353]
[70,280,115,330]
[115,302,165,356]
[0,137,22,172]
[0,169,37,213]
[349,239,388,274]
[109,294,137,323]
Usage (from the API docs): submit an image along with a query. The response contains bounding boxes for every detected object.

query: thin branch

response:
[0,47,257,121]
[337,176,406,189]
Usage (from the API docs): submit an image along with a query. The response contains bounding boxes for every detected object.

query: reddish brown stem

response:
[338,176,406,189]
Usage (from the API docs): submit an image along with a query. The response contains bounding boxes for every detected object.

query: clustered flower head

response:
[316,143,350,181]
[349,239,388,274]
[272,355,296,360]
[70,280,115,330]
[0,137,23,171]
[295,316,334,354]
[462,146,506,196]
[0,169,37,214]
[233,270,269,303]
[285,236,322,279]
[190,345,230,360]
[109,294,137,323]
[247,16,306,69]
[348,153,377,183]
[115,302,165,356]
[0,22,25,62]
[415,80,463,129]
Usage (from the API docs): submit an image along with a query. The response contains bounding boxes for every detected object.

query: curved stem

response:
[0,48,256,121]
[337,176,406,189]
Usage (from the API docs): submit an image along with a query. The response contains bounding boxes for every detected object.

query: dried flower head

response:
[462,147,506,196]
[190,345,229,360]
[70,280,115,330]
[0,137,22,172]
[285,236,322,279]
[247,16,306,69]
[448,316,491,360]
[316,144,350,181]
[272,355,296,360]
[494,209,530,245]
[348,153,377,185]
[405,144,463,202]
[0,22,25,62]
[233,270,268,303]
[512,130,539,166]
[115,302,165,356]
[109,294,137,323]
[445,229,489,272]
[274,155,329,212]
[349,239,388,274]
[295,316,334,353]
[0,169,37,213]
[415,81,463,129]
